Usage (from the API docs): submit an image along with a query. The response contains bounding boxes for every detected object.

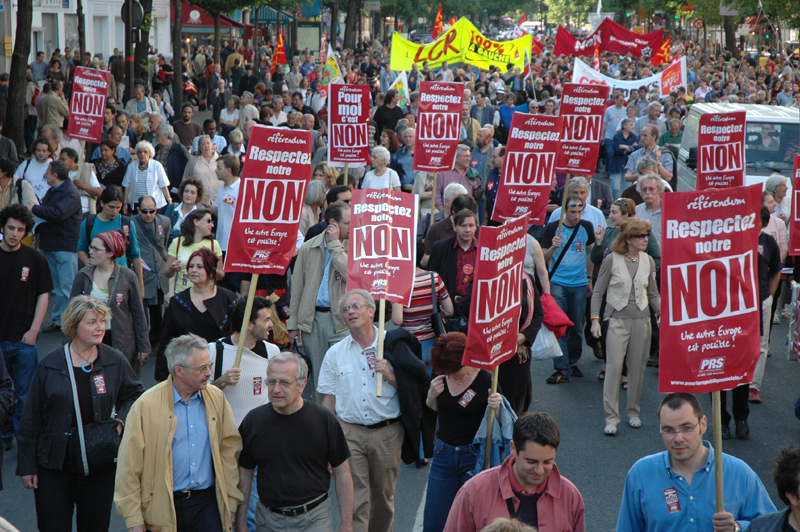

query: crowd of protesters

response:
[0,27,798,532]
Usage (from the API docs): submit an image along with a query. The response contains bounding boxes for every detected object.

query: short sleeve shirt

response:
[541,220,595,287]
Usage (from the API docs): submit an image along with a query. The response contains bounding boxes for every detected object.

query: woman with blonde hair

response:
[590,218,661,436]
[313,162,339,191]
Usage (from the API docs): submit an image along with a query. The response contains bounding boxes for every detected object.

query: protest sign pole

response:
[712,390,724,511]
[430,172,438,226]
[376,297,386,397]
[484,366,500,469]
[557,174,571,238]
[233,273,260,371]
[343,162,349,187]
[78,141,86,168]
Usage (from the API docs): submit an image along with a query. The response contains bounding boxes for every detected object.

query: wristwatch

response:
[733,522,741,532]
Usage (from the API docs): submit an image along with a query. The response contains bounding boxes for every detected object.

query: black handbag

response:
[430,273,447,337]
[64,345,122,476]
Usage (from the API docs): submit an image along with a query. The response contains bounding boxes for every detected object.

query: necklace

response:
[625,253,639,262]
[70,344,95,373]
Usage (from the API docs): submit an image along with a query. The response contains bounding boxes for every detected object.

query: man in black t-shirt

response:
[0,204,53,451]
[235,351,353,532]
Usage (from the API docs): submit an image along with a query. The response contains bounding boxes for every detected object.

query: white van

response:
[676,103,799,191]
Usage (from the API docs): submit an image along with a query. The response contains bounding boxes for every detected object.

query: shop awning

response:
[253,5,294,25]
[176,3,246,29]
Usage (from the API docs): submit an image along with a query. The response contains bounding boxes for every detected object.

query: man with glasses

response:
[235,350,353,532]
[435,145,483,212]
[319,289,405,532]
[115,333,244,532]
[616,393,775,532]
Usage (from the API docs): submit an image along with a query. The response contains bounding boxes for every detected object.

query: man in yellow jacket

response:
[114,333,243,532]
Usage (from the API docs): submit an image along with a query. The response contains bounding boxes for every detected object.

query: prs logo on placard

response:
[251,250,271,262]
[491,343,502,356]
[513,206,528,215]
[371,279,388,290]
[699,357,725,375]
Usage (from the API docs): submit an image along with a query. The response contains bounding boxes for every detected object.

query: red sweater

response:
[443,455,586,532]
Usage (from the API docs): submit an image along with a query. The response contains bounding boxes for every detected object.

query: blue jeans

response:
[604,138,614,169]
[420,338,435,375]
[609,173,624,200]
[43,251,78,326]
[0,341,39,438]
[246,466,258,532]
[423,441,478,532]
[551,282,588,375]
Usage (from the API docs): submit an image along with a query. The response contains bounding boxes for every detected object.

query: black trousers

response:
[147,289,165,349]
[498,356,532,417]
[719,384,750,426]
[34,466,116,532]
[174,486,223,532]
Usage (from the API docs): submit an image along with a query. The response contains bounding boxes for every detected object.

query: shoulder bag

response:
[430,273,447,337]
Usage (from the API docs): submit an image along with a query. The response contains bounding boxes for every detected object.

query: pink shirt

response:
[444,455,586,532]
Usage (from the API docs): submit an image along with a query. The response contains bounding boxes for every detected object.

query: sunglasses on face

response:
[632,233,650,239]
[139,209,156,214]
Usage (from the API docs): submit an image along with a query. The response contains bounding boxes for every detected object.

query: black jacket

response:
[154,141,189,190]
[15,344,143,476]
[154,286,236,381]
[428,235,474,317]
[383,328,431,465]
[32,178,82,252]
[0,349,14,490]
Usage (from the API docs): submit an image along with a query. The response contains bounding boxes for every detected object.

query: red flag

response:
[653,35,672,66]
[592,43,601,70]
[432,4,444,39]
[519,13,527,25]
[271,32,287,74]
[449,15,457,26]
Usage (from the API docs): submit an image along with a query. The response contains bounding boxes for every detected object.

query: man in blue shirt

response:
[616,393,776,532]
[390,127,416,190]
[30,52,48,81]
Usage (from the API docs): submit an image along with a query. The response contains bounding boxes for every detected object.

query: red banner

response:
[347,189,418,305]
[790,155,800,256]
[659,185,762,393]
[492,113,561,225]
[327,84,371,167]
[224,126,311,275]
[555,83,610,176]
[463,214,529,370]
[413,81,464,172]
[696,111,746,190]
[67,67,110,143]
[554,19,663,60]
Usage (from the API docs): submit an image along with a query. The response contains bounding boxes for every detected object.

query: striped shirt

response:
[401,272,450,341]
[134,166,149,203]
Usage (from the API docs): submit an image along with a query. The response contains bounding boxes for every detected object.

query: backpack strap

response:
[84,214,97,244]
[214,339,225,380]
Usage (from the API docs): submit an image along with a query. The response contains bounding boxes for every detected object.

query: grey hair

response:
[134,140,156,157]
[568,176,590,192]
[134,83,145,92]
[156,123,174,137]
[444,182,468,202]
[42,125,62,142]
[620,118,635,129]
[456,144,471,158]
[305,179,325,205]
[338,289,376,312]
[372,146,391,165]
[636,157,658,173]
[764,173,787,194]
[636,172,665,195]
[229,129,243,144]
[166,333,209,375]
[241,91,253,102]
[647,101,661,111]
[268,350,309,381]
[149,113,164,124]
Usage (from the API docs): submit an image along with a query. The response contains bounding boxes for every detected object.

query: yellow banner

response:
[391,17,533,72]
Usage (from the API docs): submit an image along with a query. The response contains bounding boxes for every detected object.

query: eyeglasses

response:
[632,233,650,239]
[139,209,156,214]
[266,379,298,388]
[568,203,584,208]
[660,420,700,436]
[181,363,213,372]
[341,302,366,313]
[89,245,106,253]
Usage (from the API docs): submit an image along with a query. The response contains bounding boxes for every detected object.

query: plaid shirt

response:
[454,237,478,297]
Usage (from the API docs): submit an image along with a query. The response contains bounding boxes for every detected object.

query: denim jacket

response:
[471,396,517,476]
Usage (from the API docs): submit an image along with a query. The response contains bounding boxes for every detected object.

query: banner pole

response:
[343,162,349,188]
[484,366,500,469]
[376,297,385,397]
[712,390,724,512]
[430,172,438,228]
[233,273,259,371]
[78,140,86,168]
[557,174,571,238]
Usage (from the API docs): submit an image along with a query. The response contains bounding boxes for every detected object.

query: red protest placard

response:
[659,185,762,394]
[67,66,110,143]
[347,189,418,305]
[462,214,529,370]
[696,111,746,190]
[492,113,561,224]
[224,126,311,275]
[327,84,371,167]
[555,83,610,176]
[790,155,800,256]
[413,81,464,172]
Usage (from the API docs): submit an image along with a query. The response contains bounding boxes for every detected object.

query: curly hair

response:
[430,332,467,376]
[178,178,205,204]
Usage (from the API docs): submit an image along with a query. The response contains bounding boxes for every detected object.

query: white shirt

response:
[214,179,240,251]
[361,168,401,190]
[16,157,52,200]
[208,340,278,427]
[317,326,400,425]
[69,169,101,214]
[269,111,287,127]
[548,204,607,231]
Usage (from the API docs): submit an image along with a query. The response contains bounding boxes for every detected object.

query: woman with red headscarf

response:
[70,230,151,376]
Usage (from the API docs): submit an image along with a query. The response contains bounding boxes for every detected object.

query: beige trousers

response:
[603,317,651,426]
[339,420,404,532]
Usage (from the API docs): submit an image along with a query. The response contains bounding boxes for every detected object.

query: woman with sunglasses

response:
[590,218,661,436]
[154,248,236,381]
[164,208,224,294]
[70,230,151,375]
